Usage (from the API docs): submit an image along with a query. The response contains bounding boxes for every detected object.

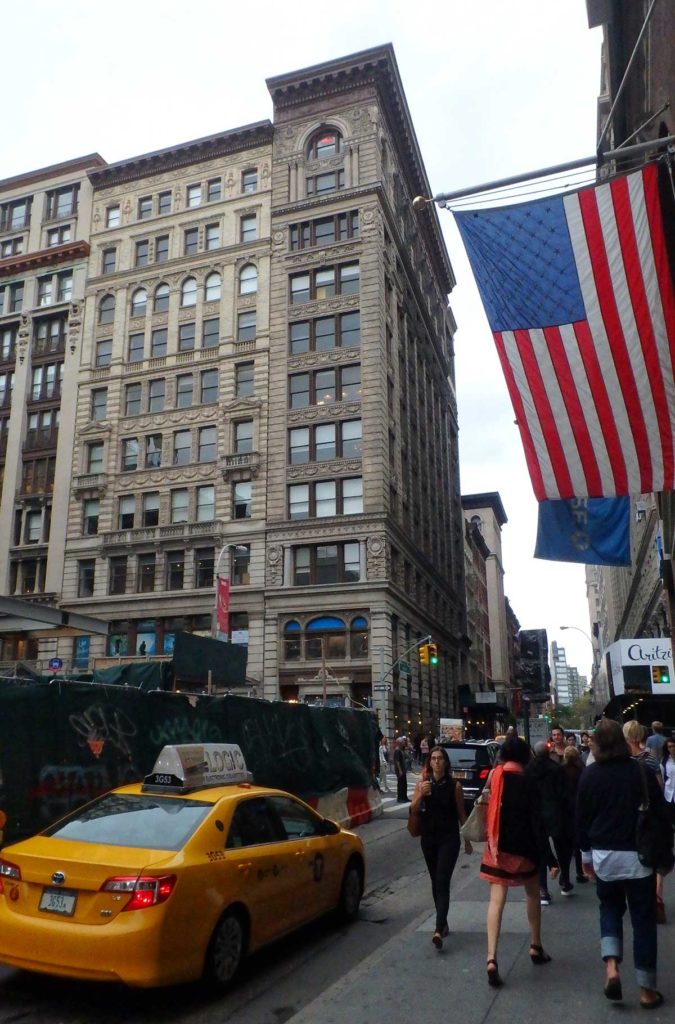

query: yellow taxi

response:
[0,744,365,988]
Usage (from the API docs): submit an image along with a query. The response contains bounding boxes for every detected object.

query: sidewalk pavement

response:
[291,851,674,1023]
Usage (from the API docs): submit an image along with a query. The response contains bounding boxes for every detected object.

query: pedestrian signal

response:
[419,644,430,665]
[652,665,671,684]
[428,643,439,665]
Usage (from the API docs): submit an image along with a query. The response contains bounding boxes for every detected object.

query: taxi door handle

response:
[238,862,252,875]
[295,850,305,858]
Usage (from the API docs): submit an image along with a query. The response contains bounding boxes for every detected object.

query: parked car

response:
[0,744,365,989]
[440,741,500,805]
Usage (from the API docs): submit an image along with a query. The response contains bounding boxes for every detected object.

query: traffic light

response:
[419,644,429,665]
[652,665,671,684]
[428,643,438,665]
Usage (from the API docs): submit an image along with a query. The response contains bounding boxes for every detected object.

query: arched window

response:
[306,616,346,660]
[470,515,483,534]
[130,288,147,318]
[181,277,197,307]
[99,294,115,324]
[350,616,369,659]
[284,620,301,661]
[205,272,221,302]
[154,283,169,313]
[239,263,258,295]
[308,128,342,160]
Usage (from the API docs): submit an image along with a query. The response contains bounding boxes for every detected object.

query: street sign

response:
[48,657,63,670]
[373,684,392,692]
[398,660,411,674]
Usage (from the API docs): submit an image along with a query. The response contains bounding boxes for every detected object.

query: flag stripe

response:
[571,320,629,494]
[609,172,672,490]
[493,331,549,499]
[564,191,640,492]
[577,184,652,492]
[542,325,603,494]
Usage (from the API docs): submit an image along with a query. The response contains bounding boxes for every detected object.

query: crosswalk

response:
[376,772,419,813]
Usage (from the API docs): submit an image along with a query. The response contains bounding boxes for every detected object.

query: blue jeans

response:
[596,873,657,989]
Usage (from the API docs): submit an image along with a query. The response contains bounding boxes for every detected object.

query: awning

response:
[0,596,109,637]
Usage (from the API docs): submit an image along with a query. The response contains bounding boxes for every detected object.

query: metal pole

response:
[321,637,327,706]
[523,695,531,747]
[379,645,387,737]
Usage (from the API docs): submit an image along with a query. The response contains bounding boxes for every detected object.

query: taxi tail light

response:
[101,875,177,910]
[0,858,21,894]
[478,768,490,780]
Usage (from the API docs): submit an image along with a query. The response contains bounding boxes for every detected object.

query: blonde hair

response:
[622,719,646,745]
[563,745,582,764]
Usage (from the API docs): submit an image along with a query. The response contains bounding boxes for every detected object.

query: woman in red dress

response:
[479,736,559,987]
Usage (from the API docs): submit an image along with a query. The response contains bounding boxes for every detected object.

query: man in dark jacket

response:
[527,741,575,901]
[393,738,408,803]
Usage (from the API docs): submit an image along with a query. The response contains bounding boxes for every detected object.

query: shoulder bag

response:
[460,770,492,843]
[635,762,675,875]
[407,804,422,837]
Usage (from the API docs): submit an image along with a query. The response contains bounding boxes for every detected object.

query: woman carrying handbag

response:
[410,746,472,950]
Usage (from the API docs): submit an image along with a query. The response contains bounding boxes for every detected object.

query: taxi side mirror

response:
[322,818,340,835]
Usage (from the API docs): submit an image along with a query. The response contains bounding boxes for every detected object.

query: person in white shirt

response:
[662,737,675,827]
[379,736,391,793]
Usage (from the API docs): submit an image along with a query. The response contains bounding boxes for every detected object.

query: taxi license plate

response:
[39,887,77,916]
[452,770,469,780]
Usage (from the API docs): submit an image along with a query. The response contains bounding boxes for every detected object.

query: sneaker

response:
[540,890,552,906]
[560,883,574,896]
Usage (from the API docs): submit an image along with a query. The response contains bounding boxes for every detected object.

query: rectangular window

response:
[187,184,202,208]
[9,282,24,312]
[176,373,193,408]
[242,169,257,194]
[234,420,253,454]
[178,322,195,352]
[289,211,358,250]
[202,317,219,349]
[57,272,73,303]
[148,379,165,413]
[106,205,121,228]
[170,488,189,524]
[142,491,159,527]
[173,430,191,465]
[315,423,336,461]
[289,373,310,409]
[138,196,152,220]
[231,544,250,586]
[37,276,53,307]
[315,480,336,517]
[343,476,363,514]
[316,544,339,584]
[200,368,218,404]
[25,509,42,543]
[195,547,214,588]
[151,328,167,357]
[240,215,257,243]
[290,263,359,303]
[292,543,360,585]
[235,362,254,397]
[46,225,70,247]
[233,480,252,519]
[78,559,96,598]
[289,427,309,465]
[341,418,362,458]
[128,332,144,363]
[135,240,149,267]
[125,382,141,416]
[196,485,215,522]
[109,556,127,595]
[198,425,216,462]
[237,311,256,342]
[289,483,309,520]
[102,248,116,274]
[83,499,99,536]
[145,434,162,468]
[158,191,172,215]
[341,364,361,400]
[155,234,169,262]
[289,321,310,354]
[118,495,135,529]
[137,554,156,593]
[207,178,222,202]
[91,388,107,421]
[95,339,112,367]
[166,551,185,590]
[46,185,78,219]
[184,228,199,255]
[87,442,104,474]
[1,197,32,231]
[205,223,220,250]
[122,437,139,471]
[306,169,345,195]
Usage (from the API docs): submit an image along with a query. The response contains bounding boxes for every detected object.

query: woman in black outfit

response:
[410,746,472,949]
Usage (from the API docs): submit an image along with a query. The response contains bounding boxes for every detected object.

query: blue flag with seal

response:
[534,497,630,566]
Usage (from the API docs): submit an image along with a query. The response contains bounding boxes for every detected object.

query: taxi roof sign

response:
[142,743,250,793]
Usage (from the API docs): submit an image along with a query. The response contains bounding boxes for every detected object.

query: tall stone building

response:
[0,47,466,737]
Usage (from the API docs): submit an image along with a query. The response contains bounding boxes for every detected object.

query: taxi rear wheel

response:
[206,909,247,989]
[336,860,363,922]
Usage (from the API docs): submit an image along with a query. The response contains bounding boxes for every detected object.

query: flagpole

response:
[414,135,675,208]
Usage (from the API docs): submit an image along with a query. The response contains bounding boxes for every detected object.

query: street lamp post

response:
[560,624,598,724]
[214,545,234,641]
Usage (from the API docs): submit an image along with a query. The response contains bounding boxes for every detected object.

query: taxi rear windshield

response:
[43,794,212,850]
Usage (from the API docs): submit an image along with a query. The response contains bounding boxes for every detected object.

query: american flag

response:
[454,163,675,499]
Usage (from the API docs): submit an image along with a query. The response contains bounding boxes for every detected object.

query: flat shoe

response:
[530,944,552,965]
[640,992,664,1010]
[432,931,443,949]
[604,977,623,1001]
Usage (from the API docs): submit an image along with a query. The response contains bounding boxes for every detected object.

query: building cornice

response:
[88,123,274,190]
[0,241,90,279]
[0,154,106,193]
[462,492,508,526]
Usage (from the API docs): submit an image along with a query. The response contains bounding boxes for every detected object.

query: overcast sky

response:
[3,0,604,680]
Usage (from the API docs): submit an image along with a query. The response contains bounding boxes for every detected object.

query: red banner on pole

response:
[216,577,230,636]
